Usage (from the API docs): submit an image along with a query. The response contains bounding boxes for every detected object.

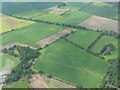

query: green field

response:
[66,30,101,48]
[33,39,108,88]
[0,23,67,47]
[80,2,118,19]
[33,10,92,25]
[3,78,29,88]
[90,35,119,60]
[2,2,58,18]
[1,14,34,33]
[0,53,20,72]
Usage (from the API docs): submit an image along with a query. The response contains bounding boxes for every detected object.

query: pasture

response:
[80,2,118,19]
[33,39,108,88]
[0,23,67,48]
[89,35,119,60]
[80,15,119,33]
[66,30,101,48]
[0,53,20,72]
[1,14,34,33]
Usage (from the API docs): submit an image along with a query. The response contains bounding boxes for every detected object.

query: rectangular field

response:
[66,30,101,48]
[89,35,119,60]
[33,39,108,88]
[80,15,119,33]
[0,23,67,48]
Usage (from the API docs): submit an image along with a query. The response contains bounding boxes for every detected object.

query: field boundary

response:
[1,42,36,50]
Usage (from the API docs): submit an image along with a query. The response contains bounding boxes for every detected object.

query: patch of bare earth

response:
[29,74,47,88]
[36,29,73,48]
[79,15,119,33]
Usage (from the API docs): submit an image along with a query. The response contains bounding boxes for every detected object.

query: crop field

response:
[66,30,101,48]
[33,10,92,25]
[0,53,20,72]
[89,35,119,60]
[1,14,34,33]
[2,2,59,18]
[33,39,108,88]
[0,23,67,48]
[80,15,119,33]
[80,2,118,19]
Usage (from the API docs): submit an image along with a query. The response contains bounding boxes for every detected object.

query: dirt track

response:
[80,15,119,33]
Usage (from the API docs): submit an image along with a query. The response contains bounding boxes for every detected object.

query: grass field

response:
[66,30,101,48]
[80,2,118,19]
[0,53,20,72]
[3,78,29,88]
[33,39,108,88]
[1,14,34,33]
[89,35,119,60]
[33,10,92,25]
[0,23,67,48]
[2,2,58,18]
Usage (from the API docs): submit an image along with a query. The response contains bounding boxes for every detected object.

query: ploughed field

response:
[33,39,108,88]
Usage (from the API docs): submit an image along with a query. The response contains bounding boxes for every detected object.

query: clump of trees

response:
[57,2,66,9]
[100,59,118,88]
[100,44,115,55]
[2,45,40,84]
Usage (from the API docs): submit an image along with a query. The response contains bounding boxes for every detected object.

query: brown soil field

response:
[29,74,47,88]
[37,29,72,48]
[80,15,119,33]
